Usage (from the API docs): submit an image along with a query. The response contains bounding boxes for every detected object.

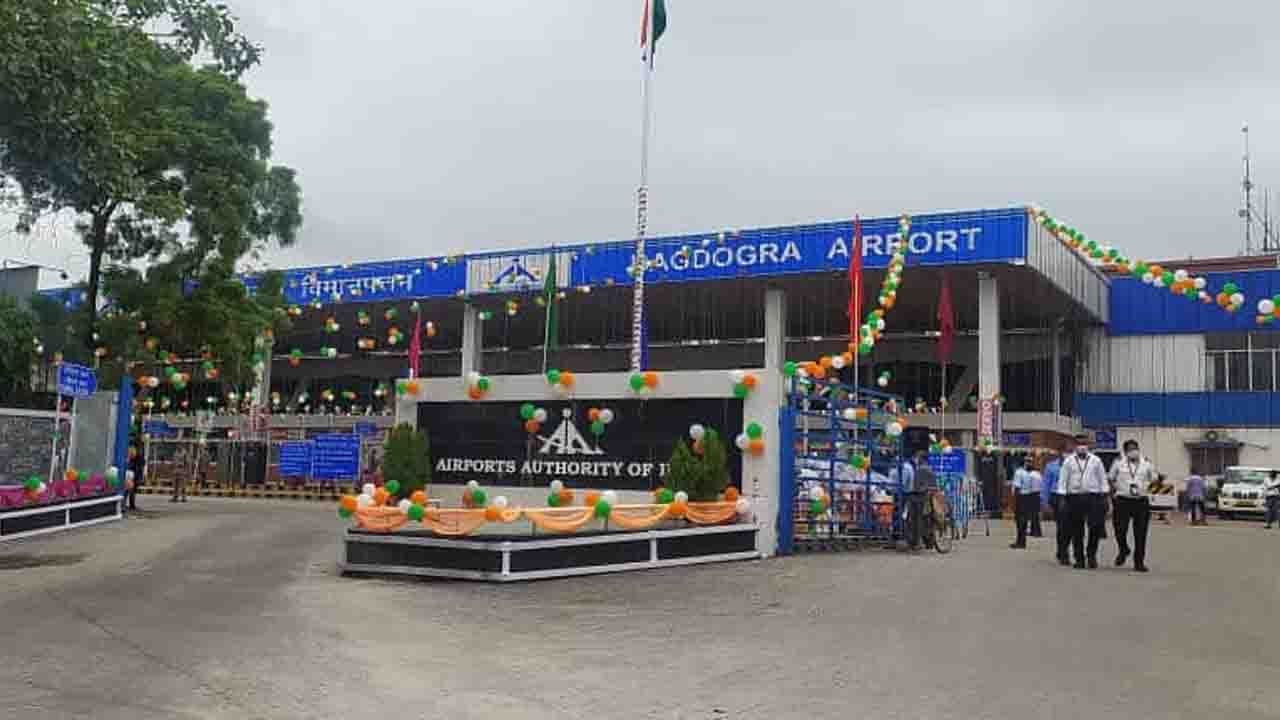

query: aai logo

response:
[538,409,603,456]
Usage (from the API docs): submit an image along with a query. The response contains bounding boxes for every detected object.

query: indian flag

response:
[640,0,668,66]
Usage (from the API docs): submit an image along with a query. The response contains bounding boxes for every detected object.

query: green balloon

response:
[407,504,425,521]
[594,500,612,518]
[338,507,352,519]
[384,479,401,496]
[107,475,120,489]
[1130,265,1143,278]
[591,420,606,436]
[520,402,535,420]
[1090,248,1103,259]
[547,492,561,507]
[24,476,40,491]
[657,488,674,504]
[809,498,824,515]
[1224,282,1239,294]
[477,377,490,391]
[471,489,487,507]
[782,361,798,377]
[164,366,176,377]
[1184,287,1197,299]
[1272,294,1280,306]
[746,422,763,439]
[733,383,749,399]
[1161,271,1175,285]
[858,342,873,355]
[546,369,561,384]
[629,373,645,391]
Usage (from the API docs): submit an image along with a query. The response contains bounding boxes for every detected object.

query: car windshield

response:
[1225,468,1269,485]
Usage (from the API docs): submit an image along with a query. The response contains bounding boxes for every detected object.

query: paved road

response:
[2,499,1278,719]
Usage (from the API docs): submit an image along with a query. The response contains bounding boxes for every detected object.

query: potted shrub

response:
[382,423,430,498]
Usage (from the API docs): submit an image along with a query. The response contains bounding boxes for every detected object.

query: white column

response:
[460,303,483,380]
[1051,319,1062,415]
[764,286,787,404]
[978,273,1001,402]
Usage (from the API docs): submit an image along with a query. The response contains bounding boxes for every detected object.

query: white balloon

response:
[796,367,809,379]
[842,407,857,421]
[1231,293,1245,306]
[37,482,47,494]
[466,371,481,386]
[106,466,119,481]
[549,479,564,493]
[1142,272,1154,284]
[735,433,750,450]
[1194,277,1207,290]
[398,499,412,512]
[876,319,886,331]
[674,491,689,503]
[494,495,509,510]
[729,370,745,384]
[1260,299,1276,316]
[533,408,548,423]
[126,470,135,483]
[1174,269,1189,282]
[599,408,614,424]
[466,479,480,491]
[735,498,751,515]
[886,422,903,437]
[689,424,706,441]
[357,493,373,508]
[831,355,846,370]
[1199,291,1210,301]
[877,376,889,388]
[601,490,619,506]
[1153,276,1165,288]
[362,483,376,496]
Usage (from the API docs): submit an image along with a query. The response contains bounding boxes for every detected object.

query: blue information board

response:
[279,441,314,478]
[1092,428,1117,450]
[142,420,176,438]
[354,421,379,436]
[928,452,966,475]
[57,362,97,398]
[312,434,360,480]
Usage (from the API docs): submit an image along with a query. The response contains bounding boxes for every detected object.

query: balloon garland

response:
[628,371,660,394]
[728,370,757,399]
[465,371,492,399]
[1029,207,1245,314]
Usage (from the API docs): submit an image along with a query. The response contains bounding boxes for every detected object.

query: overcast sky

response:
[6,1,1280,283]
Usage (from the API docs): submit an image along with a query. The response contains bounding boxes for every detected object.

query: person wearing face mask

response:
[1058,433,1108,569]
[1048,447,1071,565]
[1108,439,1155,572]
[1010,455,1040,549]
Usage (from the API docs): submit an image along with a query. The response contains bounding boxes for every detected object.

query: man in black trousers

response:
[1060,433,1108,569]
[1109,439,1154,572]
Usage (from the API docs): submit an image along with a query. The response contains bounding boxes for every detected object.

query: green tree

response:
[666,430,731,501]
[0,296,38,404]
[382,424,431,498]
[0,0,298,350]
[666,437,702,499]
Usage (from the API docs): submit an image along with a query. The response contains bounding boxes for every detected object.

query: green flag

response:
[543,255,558,352]
[641,0,667,65]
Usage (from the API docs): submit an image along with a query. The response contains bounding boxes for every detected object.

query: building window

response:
[1205,332,1280,391]
[1188,445,1240,476]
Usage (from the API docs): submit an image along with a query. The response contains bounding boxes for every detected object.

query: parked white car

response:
[1217,466,1270,519]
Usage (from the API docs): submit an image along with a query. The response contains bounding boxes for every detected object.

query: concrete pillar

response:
[977,272,1001,402]
[764,286,787,403]
[460,303,483,379]
[1051,319,1062,415]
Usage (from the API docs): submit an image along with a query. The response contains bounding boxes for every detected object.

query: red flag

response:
[848,216,863,341]
[937,272,955,362]
[408,312,422,378]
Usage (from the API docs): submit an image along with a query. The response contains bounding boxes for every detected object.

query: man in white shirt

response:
[1058,433,1108,569]
[1010,455,1041,549]
[1108,439,1156,572]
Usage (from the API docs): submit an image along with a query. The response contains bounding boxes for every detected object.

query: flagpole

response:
[630,15,654,373]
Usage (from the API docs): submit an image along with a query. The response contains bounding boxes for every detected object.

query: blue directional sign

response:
[279,441,314,478]
[312,434,360,480]
[56,362,97,398]
[929,451,966,475]
[142,419,176,438]
[354,421,379,436]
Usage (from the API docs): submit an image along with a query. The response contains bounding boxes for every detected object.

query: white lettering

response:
[826,236,848,261]
[885,233,903,255]
[712,247,734,267]
[736,245,757,266]
[908,232,932,254]
[959,227,981,250]
[669,251,687,271]
[650,252,668,271]
[610,461,625,477]
[863,234,883,256]
[780,241,801,263]
[692,249,712,270]
[759,243,781,265]
[936,229,958,254]
[627,462,645,477]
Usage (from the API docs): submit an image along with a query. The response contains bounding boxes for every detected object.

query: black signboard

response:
[419,398,744,490]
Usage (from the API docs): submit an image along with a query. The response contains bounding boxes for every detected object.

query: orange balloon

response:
[1257,315,1267,326]
[374,488,390,505]
[1148,264,1163,277]
[693,439,704,455]
[339,495,358,512]
[819,356,833,369]
[811,365,826,380]
[468,386,483,400]
[484,506,501,522]
[670,499,688,517]
[749,438,765,456]
[525,419,541,434]
[742,374,757,389]
[1217,293,1230,307]
[583,491,601,507]
[559,370,575,387]
[410,490,427,506]
[724,486,740,502]
[405,380,419,395]
[559,489,574,505]
[841,352,853,366]
[854,407,868,420]
[462,489,474,507]
[884,297,896,309]
[643,371,659,388]
[652,485,666,499]
[588,407,601,422]
[1273,308,1280,319]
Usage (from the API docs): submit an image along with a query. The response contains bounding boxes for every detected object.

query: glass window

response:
[1190,446,1241,476]
[1228,352,1250,392]
[1252,351,1275,392]
[1208,353,1228,391]
[1251,332,1280,349]
[1206,333,1248,351]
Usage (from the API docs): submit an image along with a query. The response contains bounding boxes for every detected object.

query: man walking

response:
[1109,439,1155,572]
[1059,433,1108,569]
[1045,449,1070,564]
[1185,472,1207,526]
[1265,470,1280,529]
[893,456,919,550]
[1010,455,1038,548]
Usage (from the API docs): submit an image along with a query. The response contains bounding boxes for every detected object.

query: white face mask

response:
[1075,446,1089,457]
[1126,450,1140,461]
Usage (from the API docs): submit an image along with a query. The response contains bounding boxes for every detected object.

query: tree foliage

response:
[382,424,431,498]
[666,430,730,501]
[0,0,300,353]
[0,296,37,404]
